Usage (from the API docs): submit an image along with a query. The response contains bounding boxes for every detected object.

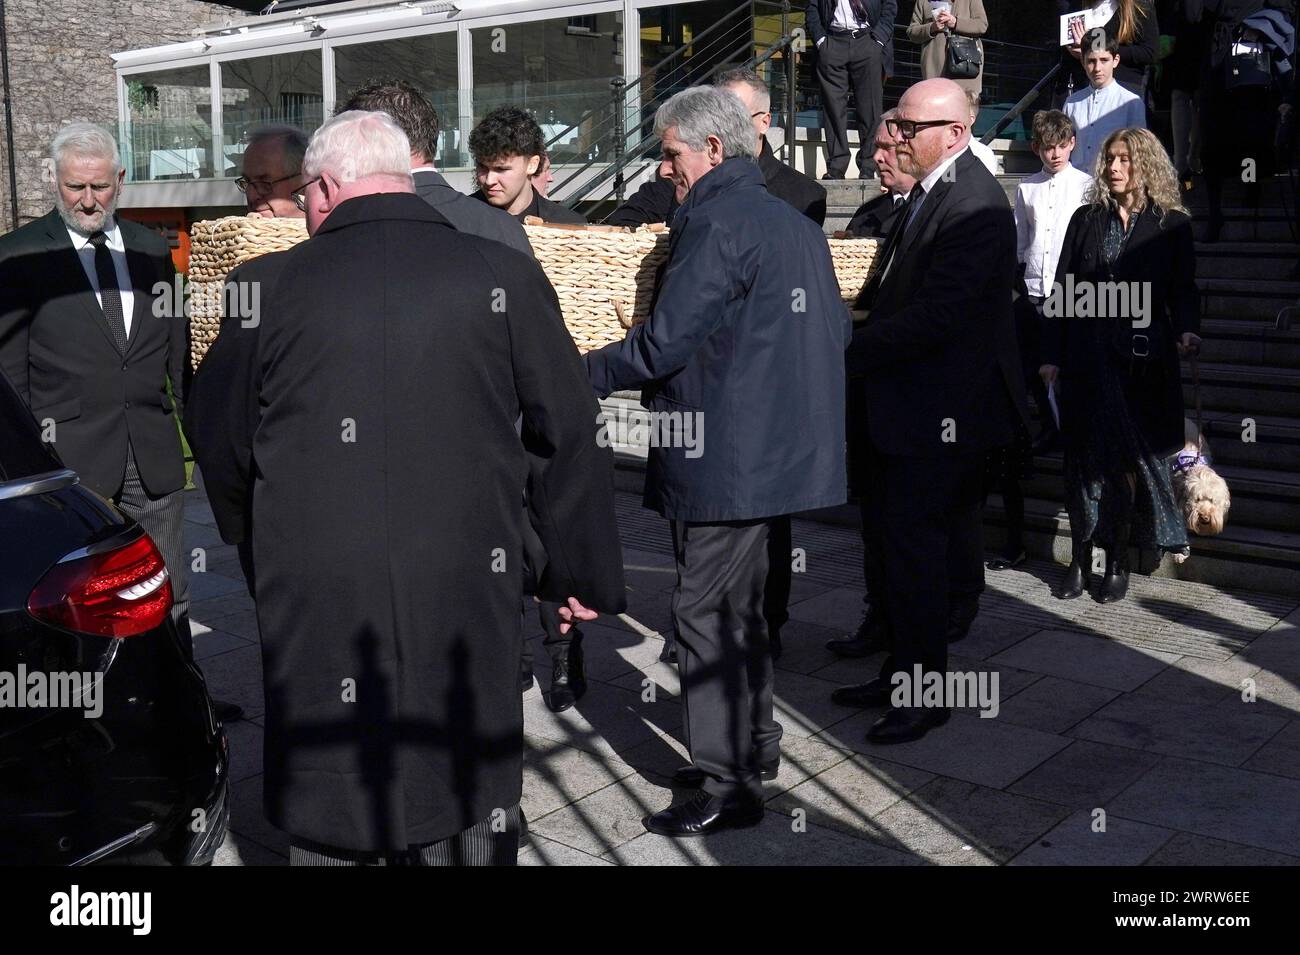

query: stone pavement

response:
[180,483,1300,866]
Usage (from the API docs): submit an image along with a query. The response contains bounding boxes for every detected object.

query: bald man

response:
[835,78,1027,744]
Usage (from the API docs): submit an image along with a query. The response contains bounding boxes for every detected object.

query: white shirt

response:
[1063,79,1146,173]
[830,0,871,32]
[969,138,998,174]
[1015,164,1092,298]
[67,217,136,338]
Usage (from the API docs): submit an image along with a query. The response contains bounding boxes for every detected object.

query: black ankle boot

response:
[1058,538,1092,599]
[546,635,586,713]
[1099,539,1131,604]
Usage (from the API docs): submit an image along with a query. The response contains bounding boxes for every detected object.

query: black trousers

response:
[1014,293,1055,439]
[859,447,984,687]
[670,518,783,800]
[817,33,884,177]
[115,446,190,654]
[288,804,520,866]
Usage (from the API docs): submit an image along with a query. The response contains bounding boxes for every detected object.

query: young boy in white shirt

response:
[1063,27,1146,173]
[987,109,1092,571]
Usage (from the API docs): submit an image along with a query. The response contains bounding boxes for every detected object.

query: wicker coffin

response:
[187,216,308,370]
[185,216,880,366]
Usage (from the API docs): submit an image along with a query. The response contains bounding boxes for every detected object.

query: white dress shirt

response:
[1063,79,1146,173]
[67,217,136,338]
[830,0,872,31]
[969,138,998,174]
[1014,164,1092,298]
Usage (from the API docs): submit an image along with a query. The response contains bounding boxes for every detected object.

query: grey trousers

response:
[115,447,190,650]
[288,804,521,866]
[670,518,783,800]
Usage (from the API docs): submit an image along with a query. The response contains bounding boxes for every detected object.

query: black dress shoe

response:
[213,699,245,723]
[671,764,778,788]
[825,610,889,657]
[821,172,846,180]
[865,706,950,745]
[985,550,1026,571]
[643,789,764,837]
[1098,554,1130,604]
[546,637,587,713]
[831,676,892,708]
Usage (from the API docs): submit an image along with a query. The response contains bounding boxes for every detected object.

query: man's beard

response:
[58,197,115,237]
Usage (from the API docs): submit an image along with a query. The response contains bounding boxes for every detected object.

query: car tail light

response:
[27,535,173,638]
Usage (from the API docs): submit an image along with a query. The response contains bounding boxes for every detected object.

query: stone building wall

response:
[0,0,247,232]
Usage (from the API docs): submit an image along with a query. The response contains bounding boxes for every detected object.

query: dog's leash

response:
[1191,352,1205,455]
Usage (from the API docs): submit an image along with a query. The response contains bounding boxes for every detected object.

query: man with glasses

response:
[836,78,1023,744]
[236,125,309,219]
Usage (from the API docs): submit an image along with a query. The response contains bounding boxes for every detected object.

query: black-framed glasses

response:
[291,178,320,212]
[235,172,301,195]
[885,118,962,141]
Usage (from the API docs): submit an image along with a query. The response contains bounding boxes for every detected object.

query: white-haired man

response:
[586,87,850,836]
[203,110,626,865]
[0,124,214,681]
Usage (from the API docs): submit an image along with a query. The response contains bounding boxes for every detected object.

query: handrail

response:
[981,62,1061,144]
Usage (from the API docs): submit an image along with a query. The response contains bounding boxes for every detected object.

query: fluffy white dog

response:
[1171,419,1231,554]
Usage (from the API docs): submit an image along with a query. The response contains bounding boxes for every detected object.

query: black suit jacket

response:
[847,190,908,238]
[0,209,185,498]
[848,149,1026,457]
[412,169,533,255]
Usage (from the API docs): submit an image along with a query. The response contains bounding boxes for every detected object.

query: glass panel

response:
[221,50,324,179]
[123,66,213,182]
[333,33,460,167]
[470,13,624,167]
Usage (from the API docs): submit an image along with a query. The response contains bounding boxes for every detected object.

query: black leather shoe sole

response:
[866,708,950,745]
[825,633,888,658]
[986,551,1026,571]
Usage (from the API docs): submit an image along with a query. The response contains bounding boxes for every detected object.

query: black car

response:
[0,372,228,865]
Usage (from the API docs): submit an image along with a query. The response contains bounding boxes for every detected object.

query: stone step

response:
[1195,241,1299,281]
[1198,320,1300,367]
[1021,452,1300,533]
[1180,360,1300,416]
[1199,277,1299,320]
[982,494,1300,596]
[1191,210,1295,243]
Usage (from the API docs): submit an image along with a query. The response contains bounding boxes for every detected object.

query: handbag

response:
[943,28,982,80]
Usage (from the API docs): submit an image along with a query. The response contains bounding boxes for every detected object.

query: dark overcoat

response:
[246,193,625,852]
[1041,202,1198,458]
[586,157,851,523]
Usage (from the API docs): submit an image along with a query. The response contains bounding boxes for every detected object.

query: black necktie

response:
[849,0,869,25]
[89,231,128,353]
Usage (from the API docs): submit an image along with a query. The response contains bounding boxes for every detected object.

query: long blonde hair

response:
[1114,0,1151,46]
[1085,127,1187,220]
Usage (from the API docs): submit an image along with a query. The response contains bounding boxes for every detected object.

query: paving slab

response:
[1109,756,1300,857]
[767,754,935,841]
[194,644,265,720]
[214,832,286,867]
[991,629,1181,692]
[771,618,854,675]
[1144,832,1300,866]
[521,734,638,821]
[188,571,250,602]
[1242,718,1300,780]
[1132,653,1262,706]
[945,616,1042,662]
[204,609,260,642]
[816,711,1070,790]
[864,776,1071,865]
[226,773,290,857]
[521,678,683,762]
[1069,692,1288,766]
[189,590,256,624]
[1008,809,1175,866]
[192,626,254,661]
[786,586,871,629]
[529,773,679,856]
[519,834,612,866]
[1009,740,1162,809]
[606,813,921,866]
[995,676,1120,734]
[223,719,266,783]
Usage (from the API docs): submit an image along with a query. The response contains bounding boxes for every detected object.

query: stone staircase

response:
[602,143,1300,597]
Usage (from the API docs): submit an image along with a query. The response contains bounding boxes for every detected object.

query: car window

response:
[0,371,61,481]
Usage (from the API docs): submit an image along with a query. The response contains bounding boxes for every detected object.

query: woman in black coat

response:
[1040,127,1201,603]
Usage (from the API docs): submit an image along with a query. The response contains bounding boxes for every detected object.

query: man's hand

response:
[556,596,598,634]
[1177,332,1203,357]
[1039,364,1059,387]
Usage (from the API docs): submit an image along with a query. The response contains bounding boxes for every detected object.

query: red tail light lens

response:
[27,535,173,638]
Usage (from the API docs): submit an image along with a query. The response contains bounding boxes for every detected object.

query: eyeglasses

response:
[291,178,320,212]
[235,172,301,195]
[885,118,962,141]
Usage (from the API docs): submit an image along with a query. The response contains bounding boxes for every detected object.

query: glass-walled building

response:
[113,0,792,215]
